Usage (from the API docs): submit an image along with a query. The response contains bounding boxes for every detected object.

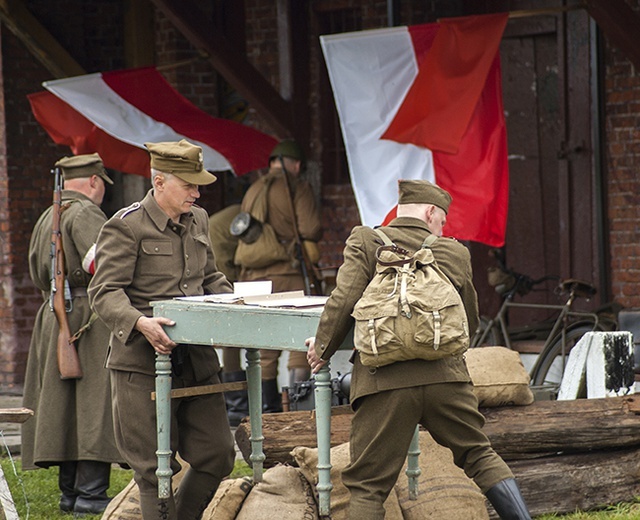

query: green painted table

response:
[151,298,420,516]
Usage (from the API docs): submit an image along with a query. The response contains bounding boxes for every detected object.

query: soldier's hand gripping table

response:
[151,298,420,516]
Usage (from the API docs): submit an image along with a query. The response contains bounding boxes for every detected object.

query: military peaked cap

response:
[145,139,217,185]
[55,153,113,185]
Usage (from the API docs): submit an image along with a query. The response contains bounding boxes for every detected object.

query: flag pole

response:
[437,4,586,22]
[507,3,586,19]
[156,51,210,72]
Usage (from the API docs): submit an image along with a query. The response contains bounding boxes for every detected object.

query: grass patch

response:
[0,456,251,519]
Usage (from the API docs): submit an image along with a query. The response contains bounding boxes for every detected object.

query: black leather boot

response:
[262,379,283,413]
[139,488,176,520]
[221,370,249,427]
[175,468,222,519]
[73,461,112,515]
[485,478,532,520]
[58,461,78,513]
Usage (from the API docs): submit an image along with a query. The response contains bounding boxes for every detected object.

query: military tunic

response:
[87,189,235,500]
[238,167,322,375]
[314,217,513,517]
[22,190,122,470]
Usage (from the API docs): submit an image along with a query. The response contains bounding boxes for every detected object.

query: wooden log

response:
[234,395,640,467]
[507,447,640,518]
[0,408,33,423]
[482,394,640,459]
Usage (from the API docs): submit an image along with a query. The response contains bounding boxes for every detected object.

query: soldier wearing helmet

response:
[232,139,322,414]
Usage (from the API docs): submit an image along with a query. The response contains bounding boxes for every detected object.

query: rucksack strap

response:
[373,229,413,267]
[422,234,437,248]
[373,228,393,246]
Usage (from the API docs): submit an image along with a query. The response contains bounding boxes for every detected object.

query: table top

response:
[151,297,333,351]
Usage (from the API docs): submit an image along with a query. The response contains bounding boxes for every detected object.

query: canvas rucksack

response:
[351,229,470,368]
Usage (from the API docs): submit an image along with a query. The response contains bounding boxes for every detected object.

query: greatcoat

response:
[22,190,123,470]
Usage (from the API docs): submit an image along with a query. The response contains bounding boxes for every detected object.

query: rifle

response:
[50,167,83,380]
[279,157,323,296]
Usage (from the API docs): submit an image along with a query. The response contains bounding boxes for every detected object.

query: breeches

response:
[343,382,513,509]
[109,367,235,496]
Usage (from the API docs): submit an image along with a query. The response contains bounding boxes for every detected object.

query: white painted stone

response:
[557,334,592,400]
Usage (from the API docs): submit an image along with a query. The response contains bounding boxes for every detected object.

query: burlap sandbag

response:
[465,346,534,407]
[102,473,249,520]
[395,431,489,520]
[291,443,403,520]
[235,464,318,520]
[202,476,253,520]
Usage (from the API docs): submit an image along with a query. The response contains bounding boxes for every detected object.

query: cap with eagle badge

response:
[55,153,113,185]
[145,139,217,185]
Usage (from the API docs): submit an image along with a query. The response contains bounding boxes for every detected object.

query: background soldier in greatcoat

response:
[22,153,123,515]
[89,140,235,520]
[306,180,531,520]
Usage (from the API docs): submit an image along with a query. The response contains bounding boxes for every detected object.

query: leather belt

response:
[70,287,88,298]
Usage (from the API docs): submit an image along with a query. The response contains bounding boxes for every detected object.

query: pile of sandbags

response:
[102,432,489,519]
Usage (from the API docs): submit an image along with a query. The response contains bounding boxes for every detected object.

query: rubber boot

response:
[58,461,78,513]
[139,488,176,520]
[221,370,249,427]
[288,367,311,387]
[485,478,532,520]
[174,468,222,520]
[72,460,112,515]
[262,379,283,413]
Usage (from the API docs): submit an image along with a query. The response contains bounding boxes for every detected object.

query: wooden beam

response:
[0,0,84,78]
[585,0,640,70]
[148,0,293,137]
[124,0,156,68]
[150,381,247,400]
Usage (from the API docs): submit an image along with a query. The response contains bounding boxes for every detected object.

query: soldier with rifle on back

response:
[22,153,124,515]
[232,139,323,413]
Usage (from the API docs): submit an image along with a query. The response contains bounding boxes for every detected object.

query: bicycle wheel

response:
[530,324,596,388]
[470,317,504,348]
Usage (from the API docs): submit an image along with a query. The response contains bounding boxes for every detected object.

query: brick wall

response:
[604,1,640,309]
[0,0,127,391]
[0,27,59,391]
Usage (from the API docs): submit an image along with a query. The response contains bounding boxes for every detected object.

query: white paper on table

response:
[233,280,273,296]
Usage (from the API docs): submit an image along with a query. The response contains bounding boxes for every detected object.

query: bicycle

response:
[471,251,617,395]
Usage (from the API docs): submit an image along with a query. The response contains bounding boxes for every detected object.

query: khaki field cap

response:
[145,139,217,185]
[55,153,114,185]
[398,179,452,214]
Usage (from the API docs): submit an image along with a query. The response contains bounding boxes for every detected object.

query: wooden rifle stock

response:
[279,158,323,296]
[50,167,83,380]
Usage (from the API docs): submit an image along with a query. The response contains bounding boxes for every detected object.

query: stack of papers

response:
[175,282,328,308]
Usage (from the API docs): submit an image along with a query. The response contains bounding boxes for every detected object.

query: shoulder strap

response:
[247,176,275,221]
[422,234,437,249]
[374,228,393,246]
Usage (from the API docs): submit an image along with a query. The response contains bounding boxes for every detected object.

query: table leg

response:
[314,362,333,517]
[245,348,265,482]
[407,425,421,499]
[155,352,172,499]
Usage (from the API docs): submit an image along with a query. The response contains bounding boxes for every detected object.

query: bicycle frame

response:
[473,291,600,376]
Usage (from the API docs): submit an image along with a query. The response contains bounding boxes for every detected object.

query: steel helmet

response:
[269,139,306,170]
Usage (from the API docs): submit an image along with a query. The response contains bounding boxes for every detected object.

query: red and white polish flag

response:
[320,13,509,247]
[28,67,277,177]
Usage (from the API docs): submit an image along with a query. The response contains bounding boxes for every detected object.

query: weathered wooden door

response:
[470,6,603,322]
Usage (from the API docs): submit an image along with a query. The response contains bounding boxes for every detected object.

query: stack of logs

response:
[236,395,640,518]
